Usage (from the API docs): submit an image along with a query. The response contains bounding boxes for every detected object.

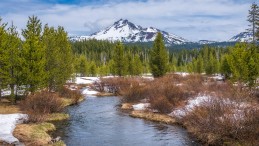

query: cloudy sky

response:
[0,0,256,41]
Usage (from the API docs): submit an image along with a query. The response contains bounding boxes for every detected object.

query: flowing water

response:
[54,96,200,146]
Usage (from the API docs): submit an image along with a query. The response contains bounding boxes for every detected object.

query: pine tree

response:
[75,55,88,76]
[247,3,259,42]
[220,55,231,79]
[21,16,46,93]
[43,25,58,91]
[196,55,204,74]
[6,22,22,103]
[132,55,143,76]
[150,32,169,77]
[0,18,9,99]
[55,26,74,90]
[89,62,97,77]
[113,42,127,76]
[127,52,134,75]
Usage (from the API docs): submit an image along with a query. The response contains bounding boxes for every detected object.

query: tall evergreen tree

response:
[220,55,231,79]
[0,18,9,99]
[150,32,169,77]
[6,22,22,102]
[196,55,204,74]
[113,42,128,76]
[132,55,143,76]
[21,16,46,93]
[55,26,74,90]
[247,3,259,42]
[42,25,60,91]
[75,55,88,77]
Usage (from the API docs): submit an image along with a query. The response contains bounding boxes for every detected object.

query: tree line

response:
[0,16,73,103]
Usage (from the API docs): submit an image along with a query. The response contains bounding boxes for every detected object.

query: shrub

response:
[58,87,82,104]
[20,91,64,122]
[123,84,146,102]
[120,74,204,112]
[182,74,204,95]
[181,97,259,145]
[150,96,173,113]
[100,77,144,95]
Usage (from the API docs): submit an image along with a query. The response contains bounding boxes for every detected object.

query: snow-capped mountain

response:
[229,31,253,42]
[198,40,217,44]
[70,19,189,45]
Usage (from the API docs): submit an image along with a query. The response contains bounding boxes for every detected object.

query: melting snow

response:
[132,103,150,110]
[0,114,27,144]
[171,95,211,117]
[82,88,99,95]
[174,72,189,77]
[75,77,99,84]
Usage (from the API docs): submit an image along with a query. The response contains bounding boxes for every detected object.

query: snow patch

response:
[82,88,99,95]
[0,114,28,144]
[171,95,211,117]
[132,103,150,110]
[174,72,189,77]
[210,74,225,81]
[75,77,99,84]
[141,76,154,80]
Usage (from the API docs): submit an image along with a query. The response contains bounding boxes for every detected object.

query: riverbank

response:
[130,110,176,124]
[0,94,84,146]
[121,103,177,124]
[104,74,259,145]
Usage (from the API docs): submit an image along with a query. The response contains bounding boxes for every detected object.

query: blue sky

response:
[0,0,257,41]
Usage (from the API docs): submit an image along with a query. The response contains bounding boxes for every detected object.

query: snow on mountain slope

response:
[229,31,253,42]
[70,19,189,45]
[198,40,217,44]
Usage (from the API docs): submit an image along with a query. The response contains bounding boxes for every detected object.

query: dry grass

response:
[0,98,21,114]
[13,122,55,146]
[130,110,176,124]
[0,103,21,114]
[61,97,84,107]
[45,113,69,121]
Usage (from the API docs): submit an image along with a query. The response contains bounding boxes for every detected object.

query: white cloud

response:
[0,0,255,41]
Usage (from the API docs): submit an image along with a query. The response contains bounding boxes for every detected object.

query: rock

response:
[121,103,133,110]
[51,136,61,143]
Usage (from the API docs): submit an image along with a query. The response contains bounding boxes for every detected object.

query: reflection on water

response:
[53,96,200,146]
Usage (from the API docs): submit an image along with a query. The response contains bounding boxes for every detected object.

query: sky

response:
[0,0,257,41]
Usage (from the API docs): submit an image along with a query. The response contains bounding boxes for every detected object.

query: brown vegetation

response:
[58,86,82,105]
[20,91,65,122]
[181,96,259,145]
[98,77,145,95]
[101,74,204,113]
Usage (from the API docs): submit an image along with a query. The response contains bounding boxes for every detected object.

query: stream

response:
[53,95,200,146]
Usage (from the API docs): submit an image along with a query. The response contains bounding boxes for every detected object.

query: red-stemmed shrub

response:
[20,91,64,122]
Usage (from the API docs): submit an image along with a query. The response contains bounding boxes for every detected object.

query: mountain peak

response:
[71,19,189,45]
[229,31,253,42]
[114,19,128,25]
[113,19,140,30]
